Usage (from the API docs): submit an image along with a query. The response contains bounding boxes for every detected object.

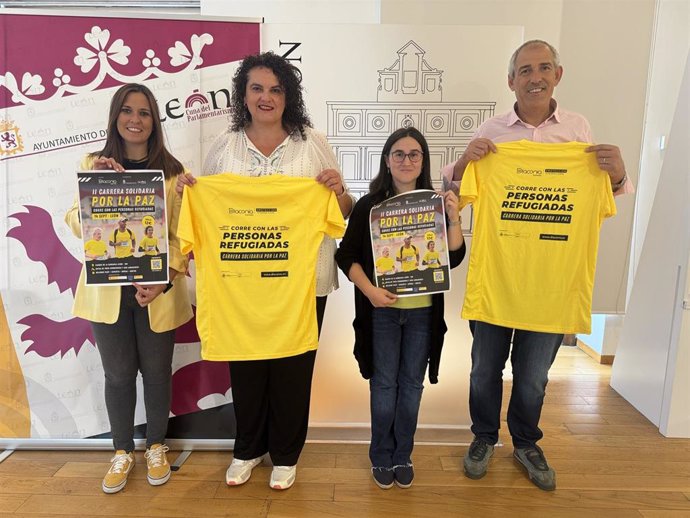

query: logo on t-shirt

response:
[228,208,254,216]
[516,168,543,176]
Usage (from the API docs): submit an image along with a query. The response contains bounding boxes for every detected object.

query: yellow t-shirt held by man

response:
[460,140,616,334]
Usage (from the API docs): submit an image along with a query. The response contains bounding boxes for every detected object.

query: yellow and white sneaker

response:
[102,450,135,494]
[144,443,171,486]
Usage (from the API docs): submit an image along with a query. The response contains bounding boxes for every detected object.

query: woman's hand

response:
[92,156,124,172]
[175,172,197,195]
[364,286,398,308]
[316,168,345,196]
[443,190,460,222]
[443,189,464,251]
[133,283,166,307]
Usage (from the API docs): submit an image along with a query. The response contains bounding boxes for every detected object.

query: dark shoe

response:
[393,463,414,488]
[371,466,394,489]
[513,446,556,491]
[463,438,494,479]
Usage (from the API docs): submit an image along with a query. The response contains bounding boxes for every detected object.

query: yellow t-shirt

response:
[397,245,418,272]
[84,239,107,260]
[178,173,345,361]
[391,295,432,309]
[422,250,441,268]
[139,236,159,255]
[111,228,135,258]
[460,140,616,334]
[375,256,395,274]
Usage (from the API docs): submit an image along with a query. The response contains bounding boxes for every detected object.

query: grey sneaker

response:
[513,446,556,491]
[463,438,494,479]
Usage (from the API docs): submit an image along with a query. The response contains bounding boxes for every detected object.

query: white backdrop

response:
[261,24,523,426]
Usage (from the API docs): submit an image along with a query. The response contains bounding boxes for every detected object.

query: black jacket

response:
[335,193,466,384]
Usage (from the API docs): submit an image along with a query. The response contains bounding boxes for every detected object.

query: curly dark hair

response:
[229,52,312,139]
[369,127,432,202]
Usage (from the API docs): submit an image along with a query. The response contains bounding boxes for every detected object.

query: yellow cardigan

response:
[65,156,193,332]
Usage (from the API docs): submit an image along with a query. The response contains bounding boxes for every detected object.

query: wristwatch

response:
[611,173,627,191]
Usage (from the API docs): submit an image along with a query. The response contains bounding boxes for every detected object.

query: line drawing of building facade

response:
[326,40,495,234]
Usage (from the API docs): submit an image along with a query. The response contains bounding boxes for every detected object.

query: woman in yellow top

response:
[84,227,108,260]
[65,83,192,494]
[422,240,441,268]
[138,225,160,256]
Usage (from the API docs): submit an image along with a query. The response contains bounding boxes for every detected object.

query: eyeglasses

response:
[390,150,424,163]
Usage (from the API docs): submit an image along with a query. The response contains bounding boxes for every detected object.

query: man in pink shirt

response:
[450,40,633,492]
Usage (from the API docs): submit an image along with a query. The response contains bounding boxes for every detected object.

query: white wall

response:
[664,259,690,437]
[632,0,690,278]
[611,46,689,437]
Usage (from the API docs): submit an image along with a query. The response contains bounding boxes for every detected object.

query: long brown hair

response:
[91,83,184,179]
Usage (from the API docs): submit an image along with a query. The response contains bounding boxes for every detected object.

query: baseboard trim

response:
[577,340,615,365]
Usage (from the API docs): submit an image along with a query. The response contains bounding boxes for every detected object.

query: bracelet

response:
[336,187,349,198]
[448,219,461,227]
[611,173,627,191]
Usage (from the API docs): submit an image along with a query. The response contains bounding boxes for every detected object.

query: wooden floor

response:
[1,347,689,517]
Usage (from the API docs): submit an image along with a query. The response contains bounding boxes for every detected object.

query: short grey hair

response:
[508,40,561,78]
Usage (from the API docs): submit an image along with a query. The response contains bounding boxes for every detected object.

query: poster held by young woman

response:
[77,169,168,286]
[370,189,451,296]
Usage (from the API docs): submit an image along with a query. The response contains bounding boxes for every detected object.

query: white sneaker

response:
[269,465,296,490]
[225,456,263,486]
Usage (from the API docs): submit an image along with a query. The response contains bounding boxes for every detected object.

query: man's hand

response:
[453,138,497,180]
[464,138,497,162]
[585,144,626,187]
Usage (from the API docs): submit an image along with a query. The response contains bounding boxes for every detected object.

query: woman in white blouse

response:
[177,52,352,491]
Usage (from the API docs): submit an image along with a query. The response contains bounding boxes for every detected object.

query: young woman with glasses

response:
[335,127,466,489]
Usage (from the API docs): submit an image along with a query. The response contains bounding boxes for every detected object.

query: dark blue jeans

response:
[469,321,562,449]
[370,306,432,467]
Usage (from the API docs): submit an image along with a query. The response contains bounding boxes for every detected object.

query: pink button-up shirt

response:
[441,101,634,195]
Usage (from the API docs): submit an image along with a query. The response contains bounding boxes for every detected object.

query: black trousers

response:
[229,296,326,466]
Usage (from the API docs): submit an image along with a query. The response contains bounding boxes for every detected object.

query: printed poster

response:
[77,170,168,285]
[370,189,451,296]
